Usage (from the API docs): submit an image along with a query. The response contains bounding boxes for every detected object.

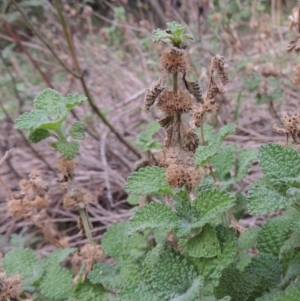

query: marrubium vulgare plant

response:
[146,21,229,191]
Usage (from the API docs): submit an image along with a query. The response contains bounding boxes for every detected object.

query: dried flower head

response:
[293,65,300,85]
[63,186,95,209]
[190,106,204,128]
[7,198,32,218]
[0,272,22,301]
[261,63,279,77]
[274,112,300,144]
[58,158,77,180]
[32,195,50,209]
[166,164,203,189]
[161,47,190,74]
[157,90,192,115]
[29,170,48,197]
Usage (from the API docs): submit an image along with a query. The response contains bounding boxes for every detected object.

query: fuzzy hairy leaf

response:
[27,128,51,143]
[211,146,235,180]
[215,124,236,143]
[135,121,162,151]
[244,254,282,289]
[88,259,140,289]
[191,227,237,284]
[115,285,160,301]
[143,246,203,300]
[72,280,108,301]
[56,141,80,159]
[247,177,297,215]
[128,202,178,235]
[238,227,260,251]
[40,266,73,300]
[69,121,85,140]
[2,248,36,275]
[40,248,76,269]
[14,110,48,130]
[214,265,257,301]
[64,94,87,110]
[192,190,236,228]
[259,143,300,185]
[235,149,257,182]
[101,221,147,259]
[186,225,221,258]
[257,216,296,257]
[34,88,66,119]
[152,28,172,43]
[174,198,195,237]
[195,143,221,167]
[125,166,171,195]
[256,281,300,301]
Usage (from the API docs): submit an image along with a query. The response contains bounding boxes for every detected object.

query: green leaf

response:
[211,146,235,180]
[192,190,236,228]
[135,121,162,152]
[167,21,186,35]
[259,143,300,185]
[128,202,178,235]
[257,216,296,257]
[88,259,140,289]
[115,285,160,301]
[238,227,260,251]
[34,88,66,119]
[127,194,140,205]
[40,266,73,300]
[2,248,36,275]
[27,128,51,143]
[152,28,172,44]
[64,94,87,110]
[195,143,221,167]
[69,121,85,140]
[72,280,108,301]
[189,227,237,284]
[214,265,257,301]
[101,221,148,259]
[247,177,297,215]
[56,141,80,159]
[14,110,48,130]
[234,148,257,182]
[186,224,221,258]
[144,246,203,300]
[125,167,171,195]
[256,281,300,301]
[244,254,282,289]
[215,124,236,143]
[40,248,76,269]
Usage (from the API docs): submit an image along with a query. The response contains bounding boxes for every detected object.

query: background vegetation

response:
[0,0,298,255]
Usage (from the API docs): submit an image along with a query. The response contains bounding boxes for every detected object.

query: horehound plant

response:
[2,21,300,301]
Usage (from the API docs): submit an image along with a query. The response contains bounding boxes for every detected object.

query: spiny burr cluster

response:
[274,112,300,144]
[57,158,95,209]
[144,43,229,190]
[8,170,50,218]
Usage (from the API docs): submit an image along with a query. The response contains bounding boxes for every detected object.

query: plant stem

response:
[79,208,94,245]
[173,72,178,94]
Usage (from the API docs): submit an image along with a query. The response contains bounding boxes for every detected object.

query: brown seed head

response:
[261,63,279,77]
[58,158,77,180]
[32,195,50,209]
[166,164,186,188]
[29,170,48,197]
[7,198,32,218]
[185,167,204,189]
[0,272,23,301]
[157,90,192,115]
[160,47,190,74]
[63,187,95,209]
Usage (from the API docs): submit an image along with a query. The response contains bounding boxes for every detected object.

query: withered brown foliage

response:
[0,272,22,301]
